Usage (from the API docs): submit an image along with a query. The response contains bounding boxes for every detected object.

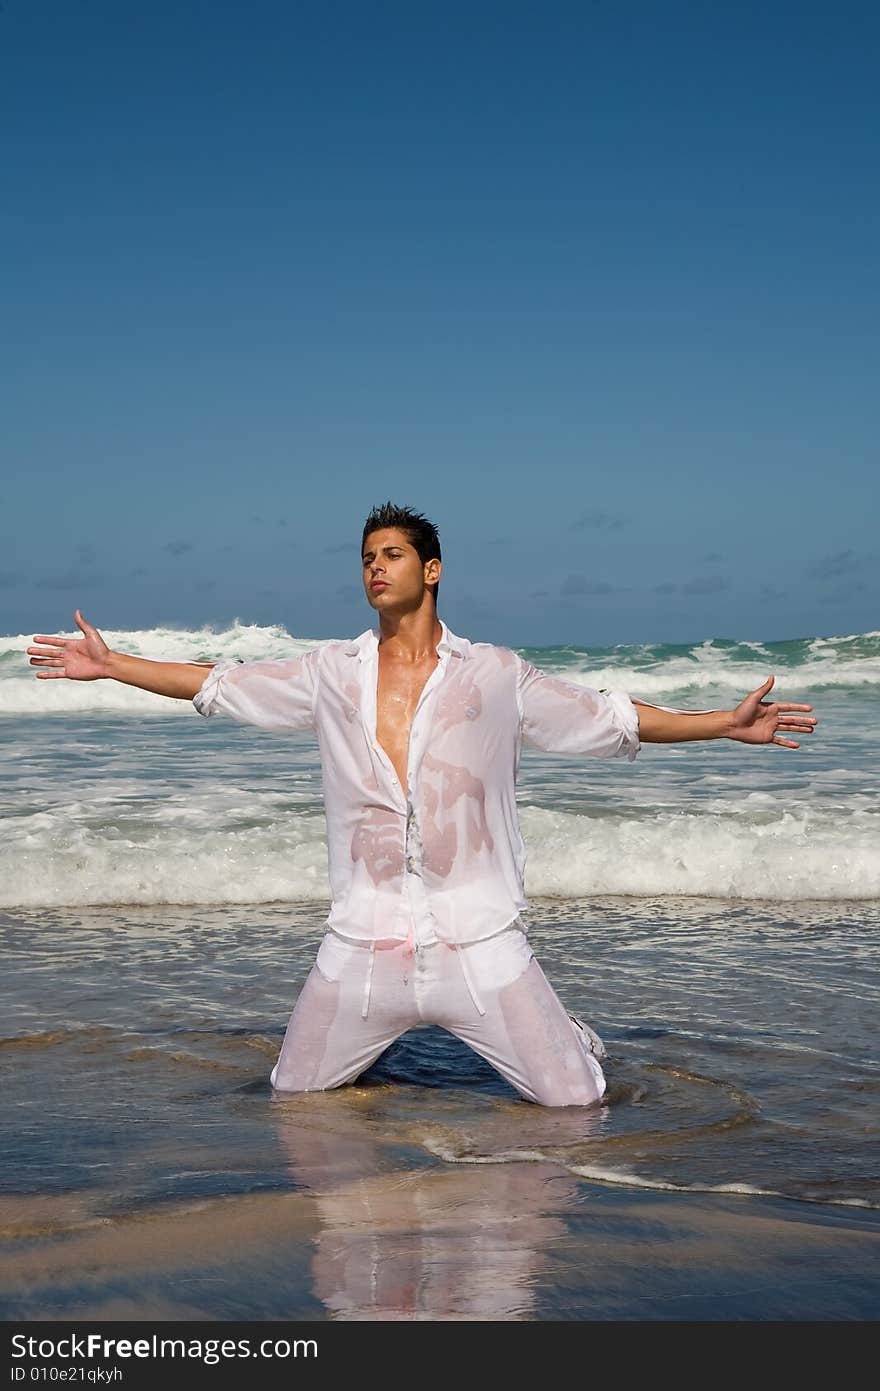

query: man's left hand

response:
[729,676,818,748]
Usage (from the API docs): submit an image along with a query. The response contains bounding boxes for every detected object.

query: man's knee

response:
[529,1059,606,1108]
[270,1058,355,1093]
[270,1060,311,1092]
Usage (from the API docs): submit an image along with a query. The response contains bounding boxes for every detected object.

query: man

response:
[28,503,817,1107]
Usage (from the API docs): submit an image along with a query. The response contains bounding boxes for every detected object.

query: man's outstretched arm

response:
[633,676,817,750]
[28,610,212,701]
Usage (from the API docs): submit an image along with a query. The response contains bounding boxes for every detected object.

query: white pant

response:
[270,926,607,1107]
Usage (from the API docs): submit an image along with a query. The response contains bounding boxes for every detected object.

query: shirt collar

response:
[344,620,469,661]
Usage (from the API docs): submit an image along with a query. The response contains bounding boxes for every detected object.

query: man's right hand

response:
[28,610,112,681]
[29,611,214,701]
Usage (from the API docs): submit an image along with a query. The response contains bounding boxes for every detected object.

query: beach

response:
[2,628,878,1320]
[3,899,879,1320]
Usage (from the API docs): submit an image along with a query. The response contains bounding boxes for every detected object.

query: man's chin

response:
[366,590,393,611]
[365,591,418,617]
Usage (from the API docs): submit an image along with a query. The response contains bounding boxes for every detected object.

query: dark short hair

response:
[361,502,442,600]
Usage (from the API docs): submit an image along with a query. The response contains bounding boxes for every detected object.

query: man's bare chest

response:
[375,655,439,784]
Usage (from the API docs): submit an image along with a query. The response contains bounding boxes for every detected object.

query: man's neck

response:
[377,606,443,662]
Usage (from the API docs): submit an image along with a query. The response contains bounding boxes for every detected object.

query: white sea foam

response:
[1,792,876,908]
[518,804,880,901]
[4,623,879,716]
[7,620,319,664]
[419,1140,880,1209]
[569,658,880,698]
[1,623,322,717]
[0,801,331,909]
[3,621,876,907]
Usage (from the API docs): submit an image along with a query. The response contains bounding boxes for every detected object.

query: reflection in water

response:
[271,1088,605,1320]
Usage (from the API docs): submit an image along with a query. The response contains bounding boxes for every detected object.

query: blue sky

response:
[3,0,877,647]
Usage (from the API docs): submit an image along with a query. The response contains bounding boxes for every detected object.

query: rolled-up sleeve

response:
[517,659,640,761]
[193,650,320,731]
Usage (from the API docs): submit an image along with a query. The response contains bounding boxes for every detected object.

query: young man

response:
[28,503,817,1107]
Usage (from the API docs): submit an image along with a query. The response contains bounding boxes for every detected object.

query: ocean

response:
[2,623,878,1320]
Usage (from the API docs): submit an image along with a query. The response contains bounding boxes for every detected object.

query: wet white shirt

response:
[193,622,641,946]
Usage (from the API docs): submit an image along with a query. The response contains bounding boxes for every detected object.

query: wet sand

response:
[3,1150,878,1321]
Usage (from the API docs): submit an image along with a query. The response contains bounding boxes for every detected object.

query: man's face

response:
[361,528,440,613]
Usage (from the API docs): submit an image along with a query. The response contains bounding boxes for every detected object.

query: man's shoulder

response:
[454,634,522,673]
[307,630,375,669]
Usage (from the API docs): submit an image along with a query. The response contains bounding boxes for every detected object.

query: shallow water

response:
[2,898,879,1319]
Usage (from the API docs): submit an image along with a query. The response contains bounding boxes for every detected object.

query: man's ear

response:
[424,558,441,586]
